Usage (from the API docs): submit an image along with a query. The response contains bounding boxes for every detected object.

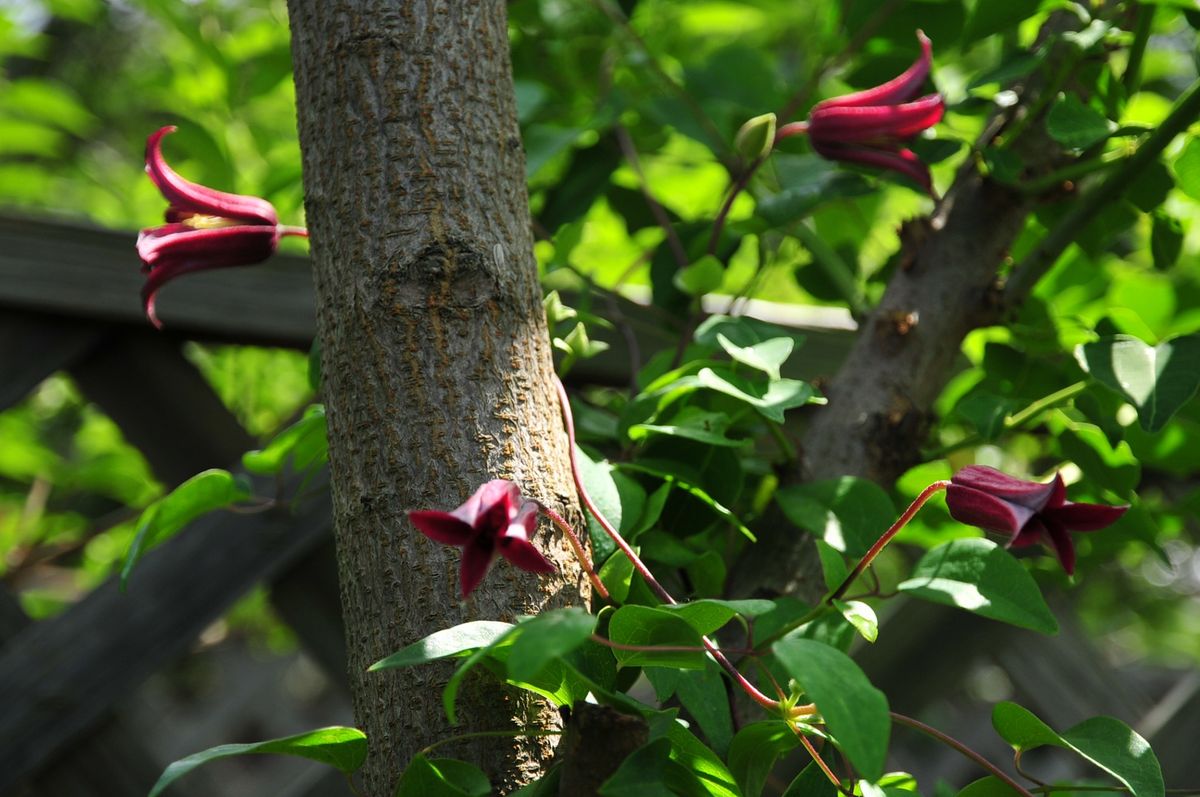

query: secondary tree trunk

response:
[287,3,587,793]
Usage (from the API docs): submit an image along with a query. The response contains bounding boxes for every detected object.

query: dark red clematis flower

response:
[136,126,306,328]
[408,480,556,598]
[777,31,944,195]
[946,465,1128,575]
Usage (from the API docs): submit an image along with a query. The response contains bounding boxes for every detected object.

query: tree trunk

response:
[287,3,587,793]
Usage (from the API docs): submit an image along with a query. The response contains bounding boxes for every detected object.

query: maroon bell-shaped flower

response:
[409,480,556,598]
[946,465,1128,575]
[136,126,307,328]
[777,31,944,195]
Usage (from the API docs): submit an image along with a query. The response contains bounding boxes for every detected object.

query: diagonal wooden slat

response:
[0,477,333,792]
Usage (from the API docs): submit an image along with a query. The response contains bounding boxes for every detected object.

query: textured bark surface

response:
[287,3,587,793]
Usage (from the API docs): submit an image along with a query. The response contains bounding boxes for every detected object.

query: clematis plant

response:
[408,479,556,598]
[945,465,1128,575]
[136,126,307,328]
[776,30,944,194]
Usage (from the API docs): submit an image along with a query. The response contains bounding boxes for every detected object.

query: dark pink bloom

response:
[946,466,1127,575]
[136,126,305,328]
[778,31,944,195]
[409,480,556,598]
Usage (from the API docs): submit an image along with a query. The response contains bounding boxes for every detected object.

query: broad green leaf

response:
[776,477,895,558]
[242,404,328,475]
[1173,136,1200,201]
[1075,334,1200,432]
[992,703,1163,797]
[600,738,699,797]
[1046,93,1116,149]
[618,460,756,541]
[506,608,596,682]
[664,720,742,797]
[898,539,1058,635]
[697,367,818,423]
[599,548,636,603]
[122,469,253,588]
[962,0,1041,44]
[659,598,776,636]
[1150,211,1184,271]
[772,637,890,780]
[694,314,803,351]
[815,539,849,592]
[674,255,725,296]
[675,664,735,757]
[716,334,794,380]
[728,721,799,797]
[608,605,707,669]
[783,762,838,797]
[629,408,746,447]
[575,445,622,562]
[833,599,878,643]
[149,727,367,797]
[955,776,1025,797]
[395,755,491,797]
[369,621,514,671]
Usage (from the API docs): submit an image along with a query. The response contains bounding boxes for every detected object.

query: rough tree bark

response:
[287,3,587,793]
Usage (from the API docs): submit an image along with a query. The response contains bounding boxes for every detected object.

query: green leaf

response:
[674,255,725,296]
[962,0,1041,44]
[506,608,596,683]
[395,755,491,797]
[815,540,848,592]
[1075,334,1200,432]
[675,665,735,757]
[575,445,622,562]
[629,408,746,448]
[618,460,756,541]
[121,469,253,588]
[992,703,1164,797]
[772,637,890,780]
[716,334,794,380]
[727,721,800,797]
[658,598,776,636]
[775,477,895,558]
[1150,211,1184,271]
[1045,93,1116,149]
[664,720,741,797]
[599,737,699,797]
[955,776,1025,797]
[608,605,707,669]
[833,599,878,643]
[697,367,818,423]
[1172,136,1200,201]
[149,727,367,797]
[898,539,1058,635]
[242,404,328,476]
[783,762,838,797]
[694,314,803,352]
[369,621,514,671]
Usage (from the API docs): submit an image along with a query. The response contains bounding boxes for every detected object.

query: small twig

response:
[537,502,609,599]
[615,123,689,269]
[926,381,1087,459]
[890,712,1035,797]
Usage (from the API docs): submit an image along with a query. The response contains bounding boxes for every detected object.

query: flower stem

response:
[890,712,1034,797]
[794,731,848,794]
[554,376,815,718]
[278,225,309,238]
[828,481,950,602]
[538,502,609,599]
[707,156,765,256]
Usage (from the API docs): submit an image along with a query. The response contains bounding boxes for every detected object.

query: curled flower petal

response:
[461,542,496,598]
[946,484,1038,537]
[808,94,945,142]
[409,510,474,546]
[499,537,557,574]
[946,465,1126,575]
[810,141,933,194]
[146,127,278,226]
[815,30,933,109]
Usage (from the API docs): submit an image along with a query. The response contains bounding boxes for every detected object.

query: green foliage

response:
[992,703,1164,797]
[148,726,367,797]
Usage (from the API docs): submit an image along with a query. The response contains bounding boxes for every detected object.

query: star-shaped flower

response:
[777,31,944,195]
[946,465,1128,574]
[408,480,556,598]
[136,126,306,328]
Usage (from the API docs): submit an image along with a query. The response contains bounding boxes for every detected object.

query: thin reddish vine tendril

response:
[891,712,1034,797]
[537,502,609,599]
[553,376,814,717]
[828,480,950,602]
